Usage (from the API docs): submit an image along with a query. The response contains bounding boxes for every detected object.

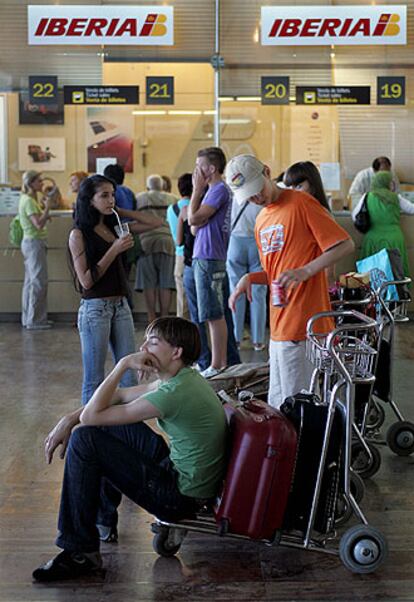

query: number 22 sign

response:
[29,76,58,105]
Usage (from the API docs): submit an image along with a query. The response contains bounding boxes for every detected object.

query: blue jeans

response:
[78,297,137,405]
[183,265,240,369]
[183,265,211,370]
[193,258,227,322]
[56,424,199,553]
[226,235,267,344]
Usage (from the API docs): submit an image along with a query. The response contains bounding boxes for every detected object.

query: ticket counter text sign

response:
[261,5,406,46]
[28,5,173,45]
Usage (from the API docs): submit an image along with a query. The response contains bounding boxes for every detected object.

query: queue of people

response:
[25,148,413,583]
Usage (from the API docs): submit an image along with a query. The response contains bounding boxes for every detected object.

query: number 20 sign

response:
[29,75,58,105]
[146,76,174,105]
[261,76,290,105]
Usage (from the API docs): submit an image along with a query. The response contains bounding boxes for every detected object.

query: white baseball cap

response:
[225,154,266,204]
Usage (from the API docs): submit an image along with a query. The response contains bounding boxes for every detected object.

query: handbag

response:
[353,193,370,234]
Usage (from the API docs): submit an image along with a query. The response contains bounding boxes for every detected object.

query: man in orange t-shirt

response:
[225,155,354,408]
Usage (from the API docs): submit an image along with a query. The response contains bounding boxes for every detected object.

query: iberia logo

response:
[261,6,406,46]
[139,14,168,37]
[373,14,400,37]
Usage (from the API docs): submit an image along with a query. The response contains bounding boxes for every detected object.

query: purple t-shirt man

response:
[193,181,232,261]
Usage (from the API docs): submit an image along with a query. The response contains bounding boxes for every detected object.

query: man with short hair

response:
[135,175,176,321]
[33,317,227,582]
[188,147,232,378]
[348,156,400,209]
[226,154,354,409]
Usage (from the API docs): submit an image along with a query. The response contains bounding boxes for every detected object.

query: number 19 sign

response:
[146,76,174,105]
[377,76,405,105]
[261,76,290,105]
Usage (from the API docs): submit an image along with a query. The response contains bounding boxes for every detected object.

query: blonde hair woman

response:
[18,170,52,329]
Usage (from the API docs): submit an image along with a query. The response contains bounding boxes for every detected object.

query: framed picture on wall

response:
[19,91,64,125]
[86,107,133,173]
[18,137,65,171]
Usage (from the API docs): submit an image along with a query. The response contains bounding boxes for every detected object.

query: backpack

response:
[9,215,23,247]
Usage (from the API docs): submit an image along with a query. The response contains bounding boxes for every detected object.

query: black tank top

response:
[81,231,129,299]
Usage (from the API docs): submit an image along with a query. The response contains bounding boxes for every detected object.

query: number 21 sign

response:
[146,76,174,105]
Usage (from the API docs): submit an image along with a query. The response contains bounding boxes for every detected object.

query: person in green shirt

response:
[33,316,227,583]
[18,170,52,330]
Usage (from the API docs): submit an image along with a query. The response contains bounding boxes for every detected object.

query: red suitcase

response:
[214,398,298,540]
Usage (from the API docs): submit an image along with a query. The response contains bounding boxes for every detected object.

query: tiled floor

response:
[0,321,413,601]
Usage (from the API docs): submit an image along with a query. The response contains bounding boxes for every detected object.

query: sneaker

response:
[32,550,102,582]
[26,322,53,330]
[200,366,226,379]
[253,343,266,352]
[97,524,118,543]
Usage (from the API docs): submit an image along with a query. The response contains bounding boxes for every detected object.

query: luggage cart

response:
[332,278,414,479]
[151,310,388,574]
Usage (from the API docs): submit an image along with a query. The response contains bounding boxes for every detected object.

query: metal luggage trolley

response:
[332,278,414,480]
[151,310,388,574]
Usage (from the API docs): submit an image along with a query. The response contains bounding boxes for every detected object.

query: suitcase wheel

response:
[217,518,229,537]
[339,525,388,574]
[152,525,185,557]
[386,420,414,456]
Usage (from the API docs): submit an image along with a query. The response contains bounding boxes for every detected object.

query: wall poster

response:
[18,137,66,171]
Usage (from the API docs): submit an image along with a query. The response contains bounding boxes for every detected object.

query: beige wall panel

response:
[0,250,24,280]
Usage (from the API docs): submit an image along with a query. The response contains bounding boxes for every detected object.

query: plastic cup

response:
[114,222,130,238]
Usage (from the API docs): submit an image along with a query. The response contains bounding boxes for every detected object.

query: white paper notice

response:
[96,158,117,175]
[320,162,341,191]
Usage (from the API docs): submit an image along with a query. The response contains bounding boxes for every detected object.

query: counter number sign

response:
[261,76,289,105]
[377,76,405,105]
[29,75,58,105]
[146,76,174,105]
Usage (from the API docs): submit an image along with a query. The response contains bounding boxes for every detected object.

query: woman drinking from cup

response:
[68,174,137,405]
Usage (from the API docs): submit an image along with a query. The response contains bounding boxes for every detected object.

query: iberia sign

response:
[28,5,174,46]
[261,5,406,46]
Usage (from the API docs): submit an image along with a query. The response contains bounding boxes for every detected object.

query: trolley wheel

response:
[335,495,353,527]
[339,525,388,574]
[350,470,365,503]
[386,421,414,456]
[218,518,229,536]
[351,441,382,479]
[366,402,386,431]
[152,528,181,558]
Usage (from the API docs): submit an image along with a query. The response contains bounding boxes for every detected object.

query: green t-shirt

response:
[145,367,227,498]
[18,193,47,240]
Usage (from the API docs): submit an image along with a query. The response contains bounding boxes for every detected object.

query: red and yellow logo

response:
[139,14,168,37]
[373,14,400,37]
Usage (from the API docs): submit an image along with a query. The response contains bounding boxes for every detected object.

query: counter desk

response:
[0,211,413,320]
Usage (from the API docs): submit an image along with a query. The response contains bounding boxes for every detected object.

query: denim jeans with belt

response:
[56,424,199,553]
[226,234,267,345]
[78,297,137,405]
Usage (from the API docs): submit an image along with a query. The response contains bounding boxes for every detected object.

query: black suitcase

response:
[280,393,343,534]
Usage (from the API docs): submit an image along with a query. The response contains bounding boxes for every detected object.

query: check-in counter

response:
[0,211,413,319]
[0,211,148,320]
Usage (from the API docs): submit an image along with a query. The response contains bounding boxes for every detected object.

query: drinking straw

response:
[112,208,123,232]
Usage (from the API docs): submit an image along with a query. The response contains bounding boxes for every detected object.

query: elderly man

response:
[135,175,176,322]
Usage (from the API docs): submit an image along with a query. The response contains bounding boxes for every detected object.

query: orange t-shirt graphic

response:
[255,190,350,341]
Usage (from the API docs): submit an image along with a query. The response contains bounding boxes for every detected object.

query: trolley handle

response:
[331,297,373,308]
[376,278,411,320]
[306,309,377,338]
